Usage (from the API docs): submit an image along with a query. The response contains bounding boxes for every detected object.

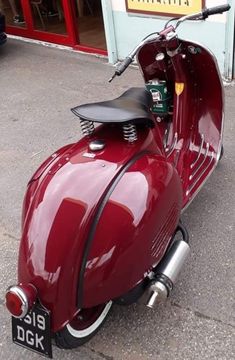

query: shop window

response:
[76,0,106,50]
[0,0,25,27]
[30,0,67,34]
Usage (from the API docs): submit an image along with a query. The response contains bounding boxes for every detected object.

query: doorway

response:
[3,0,107,54]
[75,0,106,51]
[0,0,26,28]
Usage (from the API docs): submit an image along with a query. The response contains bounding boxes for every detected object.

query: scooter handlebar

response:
[201,4,231,19]
[109,4,230,82]
[116,56,133,75]
[109,56,133,82]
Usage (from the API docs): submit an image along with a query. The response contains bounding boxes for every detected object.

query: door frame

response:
[6,0,107,55]
[224,0,235,80]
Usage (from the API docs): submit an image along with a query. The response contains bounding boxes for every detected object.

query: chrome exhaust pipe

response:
[147,239,190,309]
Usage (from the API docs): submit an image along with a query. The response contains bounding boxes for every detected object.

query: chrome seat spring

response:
[123,123,138,143]
[80,119,95,137]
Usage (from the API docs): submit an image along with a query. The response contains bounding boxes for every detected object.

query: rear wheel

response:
[55,301,112,349]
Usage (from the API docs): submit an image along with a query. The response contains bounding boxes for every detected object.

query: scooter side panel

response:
[82,154,182,308]
[18,125,161,332]
[137,38,223,207]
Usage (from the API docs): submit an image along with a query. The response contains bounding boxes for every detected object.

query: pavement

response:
[0,39,234,360]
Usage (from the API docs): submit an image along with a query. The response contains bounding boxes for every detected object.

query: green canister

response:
[146,80,170,114]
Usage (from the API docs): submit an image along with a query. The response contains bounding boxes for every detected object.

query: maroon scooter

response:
[5,4,230,358]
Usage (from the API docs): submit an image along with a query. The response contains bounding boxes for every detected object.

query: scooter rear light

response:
[5,284,37,318]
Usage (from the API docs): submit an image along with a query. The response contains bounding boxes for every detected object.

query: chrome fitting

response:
[146,281,168,309]
[123,123,138,143]
[80,119,95,137]
[157,240,190,283]
[89,139,106,151]
[146,240,190,309]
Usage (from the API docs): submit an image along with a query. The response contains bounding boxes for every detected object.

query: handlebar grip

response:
[115,56,133,76]
[202,4,230,19]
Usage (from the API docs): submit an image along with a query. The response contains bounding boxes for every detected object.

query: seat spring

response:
[80,120,95,136]
[123,123,138,143]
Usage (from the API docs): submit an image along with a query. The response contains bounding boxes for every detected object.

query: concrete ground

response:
[0,39,234,360]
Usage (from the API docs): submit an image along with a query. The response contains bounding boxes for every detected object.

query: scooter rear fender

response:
[18,124,182,332]
[82,152,183,308]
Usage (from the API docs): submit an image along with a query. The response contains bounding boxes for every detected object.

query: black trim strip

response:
[77,150,150,308]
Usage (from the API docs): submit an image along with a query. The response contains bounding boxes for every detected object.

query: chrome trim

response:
[136,36,224,211]
[163,128,168,149]
[183,161,217,212]
[190,134,204,169]
[183,37,225,160]
[146,282,168,309]
[167,44,182,57]
[175,12,203,29]
[6,286,29,318]
[173,150,180,167]
[123,123,138,143]
[89,140,106,152]
[186,152,215,196]
[80,120,95,137]
[166,132,178,157]
[155,52,165,61]
[157,240,190,284]
[190,142,209,180]
[188,46,198,55]
[181,38,224,211]
[129,33,161,61]
[146,240,190,308]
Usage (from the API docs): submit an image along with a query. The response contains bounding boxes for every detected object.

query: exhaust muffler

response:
[147,239,190,308]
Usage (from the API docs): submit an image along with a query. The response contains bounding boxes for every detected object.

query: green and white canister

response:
[146,80,171,114]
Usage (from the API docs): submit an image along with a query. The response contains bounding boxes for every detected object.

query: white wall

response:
[106,0,232,77]
[111,0,227,22]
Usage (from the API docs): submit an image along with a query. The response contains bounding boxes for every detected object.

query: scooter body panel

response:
[16,37,223,335]
[82,153,182,307]
[6,5,230,354]
[137,38,223,207]
[18,124,181,332]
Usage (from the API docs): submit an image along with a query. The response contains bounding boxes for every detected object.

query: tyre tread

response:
[54,303,112,349]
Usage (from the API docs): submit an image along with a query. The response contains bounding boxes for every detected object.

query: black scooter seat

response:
[71,87,153,125]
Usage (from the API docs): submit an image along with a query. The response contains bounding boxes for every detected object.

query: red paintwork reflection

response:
[83,154,182,307]
[17,37,223,334]
[18,125,164,331]
[137,38,223,206]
